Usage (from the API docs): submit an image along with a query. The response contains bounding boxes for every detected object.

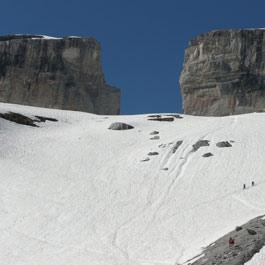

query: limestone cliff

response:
[0,35,120,114]
[180,29,265,116]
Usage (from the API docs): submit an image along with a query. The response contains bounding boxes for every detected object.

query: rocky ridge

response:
[188,215,265,265]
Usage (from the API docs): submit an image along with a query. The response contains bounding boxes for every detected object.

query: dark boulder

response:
[216,141,232,148]
[164,114,183,119]
[150,136,160,140]
[192,140,210,152]
[148,117,174,122]
[202,152,213,157]
[108,122,134,130]
[147,115,161,118]
[35,116,58,122]
[150,131,159,135]
[235,226,243,232]
[247,229,257,235]
[172,141,183,153]
[148,152,159,156]
[0,112,37,127]
[0,112,58,127]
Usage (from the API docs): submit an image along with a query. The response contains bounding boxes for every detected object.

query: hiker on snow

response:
[229,237,235,247]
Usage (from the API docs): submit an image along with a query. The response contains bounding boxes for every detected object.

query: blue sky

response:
[1,0,265,114]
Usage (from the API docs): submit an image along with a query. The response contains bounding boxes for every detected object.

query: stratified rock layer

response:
[180,29,265,116]
[189,215,265,265]
[0,35,120,114]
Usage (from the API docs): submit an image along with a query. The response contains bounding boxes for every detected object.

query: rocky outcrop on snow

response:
[150,131,159,135]
[147,151,159,156]
[192,140,210,152]
[150,135,160,140]
[216,141,232,148]
[0,112,37,127]
[147,114,183,122]
[148,117,174,122]
[202,152,213,157]
[108,122,134,130]
[172,140,183,153]
[180,29,265,116]
[141,157,150,162]
[0,35,120,114]
[0,112,57,127]
[188,215,265,265]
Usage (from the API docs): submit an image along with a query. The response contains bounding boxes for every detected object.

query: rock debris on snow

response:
[108,122,134,130]
[148,117,174,122]
[192,140,210,152]
[150,136,160,140]
[147,114,161,118]
[172,140,183,153]
[247,229,257,235]
[0,112,38,127]
[141,157,150,162]
[35,115,58,123]
[202,152,213,158]
[235,226,243,232]
[0,112,57,127]
[148,152,159,156]
[150,131,159,135]
[164,114,183,119]
[216,141,232,148]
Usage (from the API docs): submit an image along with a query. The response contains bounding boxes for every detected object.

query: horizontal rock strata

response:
[180,29,265,116]
[0,35,120,114]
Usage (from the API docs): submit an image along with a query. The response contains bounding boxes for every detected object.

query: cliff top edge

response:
[0,34,98,42]
[189,28,265,45]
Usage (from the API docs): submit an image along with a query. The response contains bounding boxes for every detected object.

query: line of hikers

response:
[229,181,256,247]
[243,181,255,190]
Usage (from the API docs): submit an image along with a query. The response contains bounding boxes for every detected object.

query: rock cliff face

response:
[180,29,265,116]
[0,35,120,114]
[190,215,265,265]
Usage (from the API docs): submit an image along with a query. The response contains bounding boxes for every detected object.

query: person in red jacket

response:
[229,237,235,247]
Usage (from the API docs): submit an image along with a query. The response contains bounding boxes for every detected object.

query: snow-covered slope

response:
[0,102,265,265]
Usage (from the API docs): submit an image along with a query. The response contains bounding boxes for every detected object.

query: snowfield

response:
[0,102,265,265]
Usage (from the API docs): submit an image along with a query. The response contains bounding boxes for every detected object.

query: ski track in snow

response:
[233,194,265,212]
